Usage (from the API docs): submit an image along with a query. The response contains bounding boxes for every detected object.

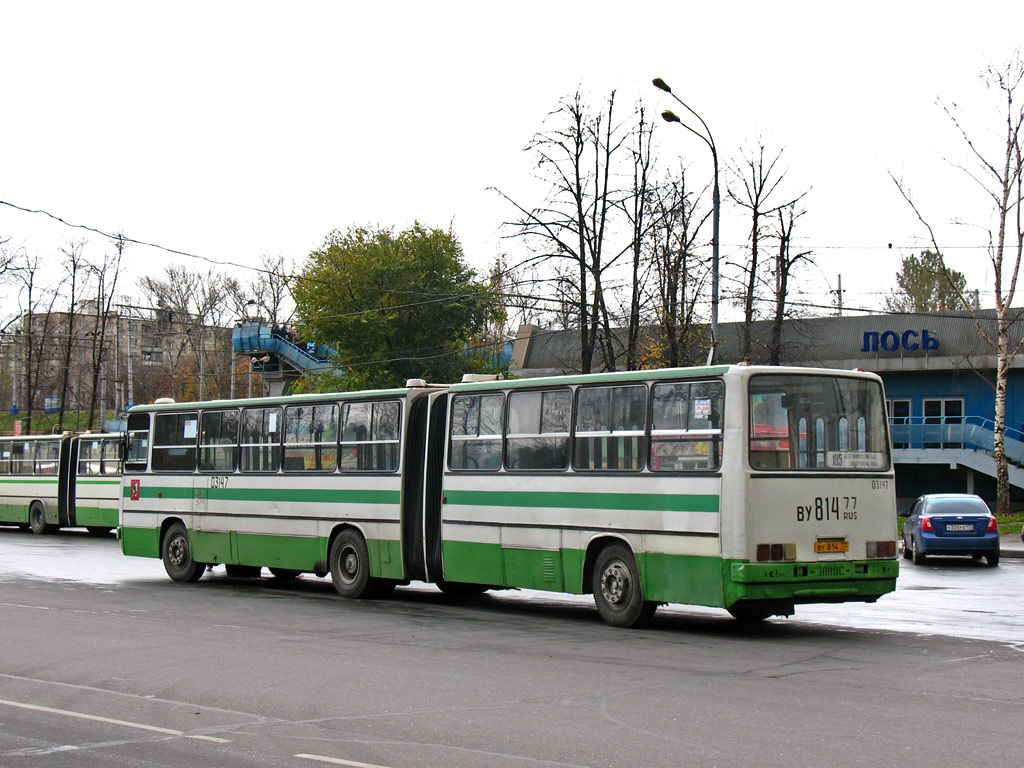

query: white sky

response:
[2,1,1023,326]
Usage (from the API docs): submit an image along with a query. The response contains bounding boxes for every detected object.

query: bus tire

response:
[727,602,773,622]
[225,564,262,578]
[28,503,51,535]
[329,529,372,599]
[591,543,657,628]
[161,523,205,583]
[437,580,488,599]
[269,568,301,580]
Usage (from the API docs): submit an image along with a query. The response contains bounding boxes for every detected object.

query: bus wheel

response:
[269,568,301,580]
[329,530,372,598]
[437,580,488,599]
[225,564,262,578]
[591,543,657,628]
[727,602,773,622]
[161,523,205,583]
[28,504,51,535]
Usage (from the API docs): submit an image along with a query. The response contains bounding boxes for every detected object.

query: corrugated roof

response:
[514,310,1024,374]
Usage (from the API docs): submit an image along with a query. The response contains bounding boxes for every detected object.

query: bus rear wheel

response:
[330,530,374,599]
[591,543,657,628]
[161,523,205,583]
[28,503,51,535]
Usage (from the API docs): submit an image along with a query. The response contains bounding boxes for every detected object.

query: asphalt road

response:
[1,530,1022,768]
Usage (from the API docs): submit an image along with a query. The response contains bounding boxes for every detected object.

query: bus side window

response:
[78,440,100,475]
[0,440,10,474]
[240,407,282,473]
[35,440,60,474]
[152,412,199,472]
[507,389,571,470]
[573,385,647,471]
[126,413,151,471]
[102,439,122,475]
[339,400,401,472]
[448,394,503,471]
[650,381,724,472]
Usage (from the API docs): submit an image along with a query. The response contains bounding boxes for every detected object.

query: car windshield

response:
[926,498,990,516]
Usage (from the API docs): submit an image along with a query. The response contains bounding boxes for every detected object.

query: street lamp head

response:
[652,77,672,93]
[661,110,682,123]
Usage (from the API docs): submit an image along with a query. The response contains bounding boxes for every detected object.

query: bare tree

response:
[12,252,62,432]
[767,202,813,365]
[495,90,636,373]
[891,52,1024,514]
[727,143,801,361]
[644,165,712,368]
[55,241,89,431]
[85,235,124,429]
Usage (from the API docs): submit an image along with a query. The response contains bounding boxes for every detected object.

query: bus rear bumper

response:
[728,559,898,605]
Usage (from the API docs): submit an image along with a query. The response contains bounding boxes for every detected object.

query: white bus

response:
[120,365,899,626]
[0,433,121,534]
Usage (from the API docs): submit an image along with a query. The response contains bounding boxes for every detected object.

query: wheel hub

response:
[168,537,187,567]
[600,562,630,605]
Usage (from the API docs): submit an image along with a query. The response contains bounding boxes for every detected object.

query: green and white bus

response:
[120,365,899,626]
[0,432,122,534]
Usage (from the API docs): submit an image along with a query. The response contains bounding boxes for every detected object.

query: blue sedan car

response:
[902,493,999,566]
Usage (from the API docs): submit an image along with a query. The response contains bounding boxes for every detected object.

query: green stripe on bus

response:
[122,485,400,505]
[443,489,719,513]
[0,478,59,484]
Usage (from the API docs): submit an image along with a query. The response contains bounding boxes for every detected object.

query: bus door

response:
[422,391,448,582]
[63,436,81,526]
[57,435,74,527]
[400,395,428,582]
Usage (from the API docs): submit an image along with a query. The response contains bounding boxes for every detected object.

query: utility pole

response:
[834,275,845,316]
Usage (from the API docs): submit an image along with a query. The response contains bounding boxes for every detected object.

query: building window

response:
[887,399,910,449]
[924,398,963,449]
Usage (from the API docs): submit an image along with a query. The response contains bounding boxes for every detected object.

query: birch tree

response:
[892,52,1024,515]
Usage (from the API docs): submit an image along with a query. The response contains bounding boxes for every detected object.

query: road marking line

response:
[0,698,231,743]
[295,754,394,768]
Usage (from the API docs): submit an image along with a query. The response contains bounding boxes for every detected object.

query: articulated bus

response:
[0,432,123,535]
[119,365,899,626]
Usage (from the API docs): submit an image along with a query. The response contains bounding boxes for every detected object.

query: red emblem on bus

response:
[130,479,141,501]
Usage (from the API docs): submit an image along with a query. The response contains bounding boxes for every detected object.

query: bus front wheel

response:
[591,543,657,628]
[161,523,205,583]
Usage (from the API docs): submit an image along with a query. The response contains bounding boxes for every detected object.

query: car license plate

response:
[814,540,849,553]
[945,523,974,532]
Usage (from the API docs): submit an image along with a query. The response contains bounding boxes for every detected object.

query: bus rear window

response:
[749,374,890,471]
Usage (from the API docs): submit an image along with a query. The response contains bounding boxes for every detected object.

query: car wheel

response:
[986,552,1000,567]
[911,536,927,565]
[902,535,912,560]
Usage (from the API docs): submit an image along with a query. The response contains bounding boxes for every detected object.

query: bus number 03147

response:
[797,496,857,522]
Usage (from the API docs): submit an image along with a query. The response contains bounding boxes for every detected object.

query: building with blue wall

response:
[509,311,1024,511]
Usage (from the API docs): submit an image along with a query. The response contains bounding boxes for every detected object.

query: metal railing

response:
[888,415,1024,465]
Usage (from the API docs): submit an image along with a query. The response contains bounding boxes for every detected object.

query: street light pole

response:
[653,77,720,365]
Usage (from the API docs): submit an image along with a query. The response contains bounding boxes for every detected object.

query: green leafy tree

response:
[884,250,968,313]
[292,224,502,390]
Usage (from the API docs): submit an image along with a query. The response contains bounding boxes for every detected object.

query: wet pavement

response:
[0,528,1021,647]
